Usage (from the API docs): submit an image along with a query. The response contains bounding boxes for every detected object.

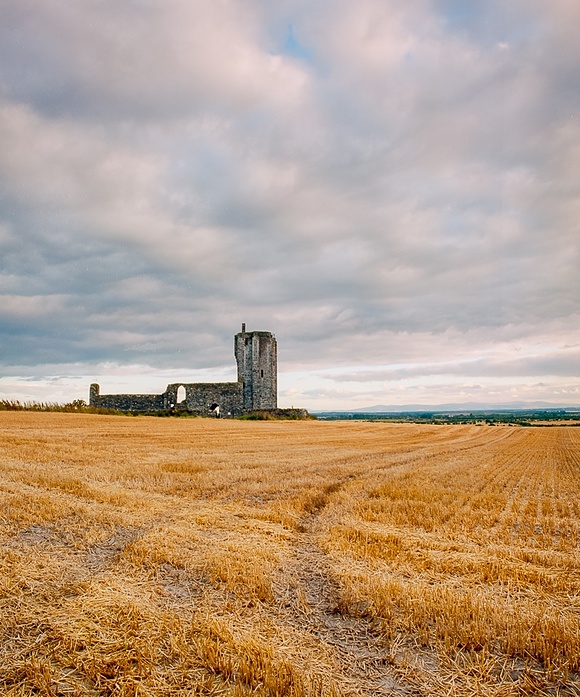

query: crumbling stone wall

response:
[165,382,243,416]
[89,384,165,411]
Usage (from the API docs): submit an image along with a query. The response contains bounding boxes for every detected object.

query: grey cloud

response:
[325,349,580,382]
[0,1,307,121]
[0,1,578,407]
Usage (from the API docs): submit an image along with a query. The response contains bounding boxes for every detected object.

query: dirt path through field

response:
[271,474,415,696]
[268,430,520,695]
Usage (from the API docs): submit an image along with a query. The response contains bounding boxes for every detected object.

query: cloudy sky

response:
[0,0,579,410]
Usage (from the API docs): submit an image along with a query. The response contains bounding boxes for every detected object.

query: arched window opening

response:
[177,385,186,404]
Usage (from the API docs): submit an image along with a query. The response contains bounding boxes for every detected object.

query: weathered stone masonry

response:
[89,326,277,416]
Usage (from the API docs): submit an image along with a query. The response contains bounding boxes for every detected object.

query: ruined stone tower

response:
[90,325,278,415]
[235,323,277,411]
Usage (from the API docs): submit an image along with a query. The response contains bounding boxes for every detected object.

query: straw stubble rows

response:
[0,413,579,696]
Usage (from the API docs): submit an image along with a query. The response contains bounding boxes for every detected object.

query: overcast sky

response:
[0,0,578,410]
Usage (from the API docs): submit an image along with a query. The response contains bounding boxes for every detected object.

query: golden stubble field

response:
[0,413,579,696]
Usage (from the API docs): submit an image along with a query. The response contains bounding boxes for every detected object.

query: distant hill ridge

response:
[316,401,580,413]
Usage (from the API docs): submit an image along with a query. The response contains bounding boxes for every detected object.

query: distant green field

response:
[315,408,580,425]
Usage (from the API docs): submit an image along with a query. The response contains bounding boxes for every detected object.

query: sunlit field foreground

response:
[1,414,579,696]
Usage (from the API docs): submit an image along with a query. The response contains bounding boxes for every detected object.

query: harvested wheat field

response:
[1,413,579,696]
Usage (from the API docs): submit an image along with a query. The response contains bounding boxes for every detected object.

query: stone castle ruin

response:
[89,325,277,416]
